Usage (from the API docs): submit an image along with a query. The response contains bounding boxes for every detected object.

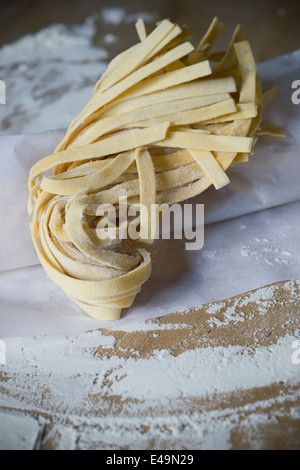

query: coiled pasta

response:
[28,18,270,320]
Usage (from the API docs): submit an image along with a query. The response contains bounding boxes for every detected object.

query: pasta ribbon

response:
[28,18,278,320]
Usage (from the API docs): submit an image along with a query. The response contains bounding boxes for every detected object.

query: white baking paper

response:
[0,50,299,338]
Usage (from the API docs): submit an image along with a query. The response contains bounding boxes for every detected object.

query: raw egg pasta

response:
[28,18,278,320]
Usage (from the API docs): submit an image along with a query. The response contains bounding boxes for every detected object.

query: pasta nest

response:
[28,18,277,320]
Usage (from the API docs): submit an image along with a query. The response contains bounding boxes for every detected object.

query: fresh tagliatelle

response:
[28,18,284,320]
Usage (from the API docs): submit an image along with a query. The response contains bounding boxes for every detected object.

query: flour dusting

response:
[240,238,295,266]
[101,7,157,25]
[0,277,299,449]
[0,16,108,134]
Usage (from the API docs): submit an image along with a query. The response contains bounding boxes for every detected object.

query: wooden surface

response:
[0,0,299,450]
[0,281,300,450]
[1,0,300,61]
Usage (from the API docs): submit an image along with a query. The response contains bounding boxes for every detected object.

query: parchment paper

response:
[0,49,299,338]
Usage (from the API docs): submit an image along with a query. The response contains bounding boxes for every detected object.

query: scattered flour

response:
[0,5,160,135]
[207,298,246,327]
[0,412,40,450]
[101,7,126,25]
[103,33,119,45]
[0,16,108,134]
[1,330,299,410]
[106,336,299,401]
[42,424,77,451]
[201,249,220,260]
[118,321,192,332]
[101,7,157,25]
[240,237,294,266]
[206,283,288,325]
[0,281,299,448]
[125,12,158,23]
[0,326,299,449]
